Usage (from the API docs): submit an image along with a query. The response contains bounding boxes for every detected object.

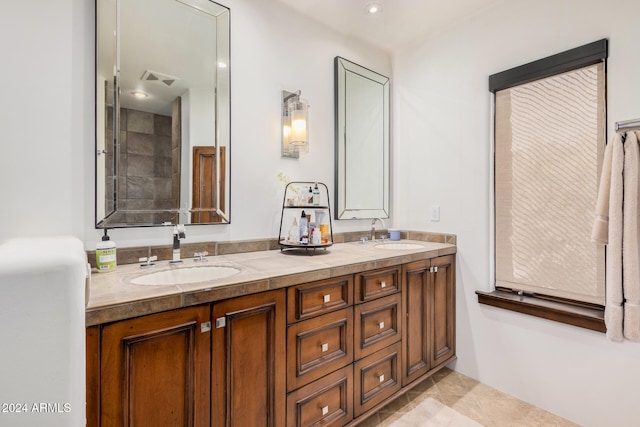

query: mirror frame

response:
[95,0,231,228]
[334,56,390,220]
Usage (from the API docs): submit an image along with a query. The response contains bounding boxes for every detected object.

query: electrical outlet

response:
[430,205,440,222]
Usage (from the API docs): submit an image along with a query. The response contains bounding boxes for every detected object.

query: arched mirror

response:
[96,0,230,227]
[334,57,390,220]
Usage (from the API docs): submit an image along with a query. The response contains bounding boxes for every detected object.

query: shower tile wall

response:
[105,107,179,225]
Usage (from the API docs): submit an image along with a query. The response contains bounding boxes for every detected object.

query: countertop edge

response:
[86,241,456,326]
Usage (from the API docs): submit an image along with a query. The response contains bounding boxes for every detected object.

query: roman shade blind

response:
[494,61,606,305]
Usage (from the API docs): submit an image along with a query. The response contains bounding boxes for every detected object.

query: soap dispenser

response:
[96,229,117,272]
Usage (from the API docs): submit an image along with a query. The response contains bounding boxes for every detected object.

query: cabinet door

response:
[100,306,211,427]
[212,290,286,427]
[401,259,430,386]
[402,256,456,386]
[429,255,455,367]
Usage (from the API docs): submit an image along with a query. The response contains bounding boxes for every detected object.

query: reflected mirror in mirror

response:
[96,0,230,227]
[334,57,390,220]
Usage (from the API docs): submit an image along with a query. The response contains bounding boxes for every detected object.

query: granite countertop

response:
[86,239,456,326]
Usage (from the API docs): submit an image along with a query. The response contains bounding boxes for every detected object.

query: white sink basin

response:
[375,242,424,250]
[130,265,240,286]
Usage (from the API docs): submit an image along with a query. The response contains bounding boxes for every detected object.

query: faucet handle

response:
[138,255,157,268]
[193,251,209,262]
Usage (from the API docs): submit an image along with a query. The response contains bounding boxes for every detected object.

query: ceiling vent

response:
[140,70,179,87]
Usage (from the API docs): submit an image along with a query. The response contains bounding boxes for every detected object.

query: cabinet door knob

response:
[323,294,331,303]
[380,280,386,288]
[321,343,329,352]
[379,321,385,329]
[379,374,385,383]
[321,405,329,416]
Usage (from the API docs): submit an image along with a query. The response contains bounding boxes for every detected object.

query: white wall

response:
[0,0,90,242]
[0,0,389,248]
[392,0,640,426]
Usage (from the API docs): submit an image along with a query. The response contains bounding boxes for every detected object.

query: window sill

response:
[476,290,605,333]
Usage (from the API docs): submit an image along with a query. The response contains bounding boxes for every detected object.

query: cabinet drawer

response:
[355,267,400,303]
[286,365,353,427]
[354,342,402,417]
[288,276,353,323]
[354,293,402,360]
[287,308,353,391]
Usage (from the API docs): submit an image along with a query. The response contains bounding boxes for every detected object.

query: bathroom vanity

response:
[85,236,456,426]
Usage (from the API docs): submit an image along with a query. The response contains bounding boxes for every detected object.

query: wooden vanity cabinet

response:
[97,306,211,427]
[87,289,285,427]
[87,254,455,427]
[402,255,456,386]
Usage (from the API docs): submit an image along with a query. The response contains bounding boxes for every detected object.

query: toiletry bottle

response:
[299,186,307,206]
[96,229,117,272]
[299,211,308,244]
[313,183,320,206]
[307,186,313,205]
[289,217,300,242]
[312,227,321,245]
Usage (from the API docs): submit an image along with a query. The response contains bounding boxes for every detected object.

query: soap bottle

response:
[312,227,321,245]
[299,211,308,244]
[307,187,314,205]
[96,229,117,272]
[312,183,320,206]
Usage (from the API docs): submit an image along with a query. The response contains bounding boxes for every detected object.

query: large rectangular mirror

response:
[96,0,230,227]
[334,57,390,220]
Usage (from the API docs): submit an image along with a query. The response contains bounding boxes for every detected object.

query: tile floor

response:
[358,368,580,427]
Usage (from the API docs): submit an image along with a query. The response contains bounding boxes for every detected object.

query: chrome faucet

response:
[370,218,385,241]
[170,224,186,264]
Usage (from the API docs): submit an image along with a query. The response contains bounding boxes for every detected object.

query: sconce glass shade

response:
[282,90,309,158]
[289,100,308,144]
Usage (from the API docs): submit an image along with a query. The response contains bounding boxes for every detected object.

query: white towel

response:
[623,132,640,341]
[593,132,640,341]
[593,133,624,341]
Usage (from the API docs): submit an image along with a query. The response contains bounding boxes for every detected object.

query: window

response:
[478,40,608,331]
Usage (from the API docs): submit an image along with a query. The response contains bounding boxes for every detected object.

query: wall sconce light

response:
[282,90,309,158]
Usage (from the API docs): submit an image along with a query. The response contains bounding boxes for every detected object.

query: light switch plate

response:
[430,205,440,222]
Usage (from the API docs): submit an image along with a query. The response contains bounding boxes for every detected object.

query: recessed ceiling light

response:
[131,91,148,99]
[366,3,382,14]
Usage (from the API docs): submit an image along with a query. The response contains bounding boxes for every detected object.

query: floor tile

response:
[366,368,579,426]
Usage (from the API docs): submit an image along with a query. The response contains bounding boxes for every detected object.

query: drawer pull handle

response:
[321,343,329,352]
[379,321,385,329]
[379,374,385,383]
[323,294,331,303]
[322,405,329,416]
[380,280,386,288]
